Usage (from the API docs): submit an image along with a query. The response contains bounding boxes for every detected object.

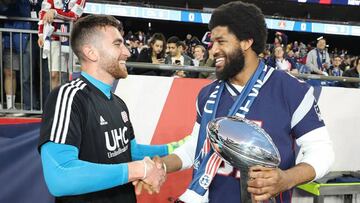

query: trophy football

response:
[207,116,281,203]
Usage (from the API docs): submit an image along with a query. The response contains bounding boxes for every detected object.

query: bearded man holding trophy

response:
[133,1,334,202]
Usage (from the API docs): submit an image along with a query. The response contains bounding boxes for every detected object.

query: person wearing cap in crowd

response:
[306,37,331,75]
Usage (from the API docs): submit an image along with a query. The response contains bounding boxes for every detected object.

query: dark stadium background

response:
[97,0,360,54]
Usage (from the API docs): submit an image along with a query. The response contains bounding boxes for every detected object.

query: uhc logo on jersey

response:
[104,127,129,158]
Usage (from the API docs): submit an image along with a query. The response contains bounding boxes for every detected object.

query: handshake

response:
[133,156,166,195]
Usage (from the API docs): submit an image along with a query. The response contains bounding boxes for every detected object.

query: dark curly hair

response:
[148,33,166,58]
[208,1,267,55]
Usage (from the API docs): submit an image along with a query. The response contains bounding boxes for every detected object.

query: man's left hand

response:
[247,165,291,201]
[132,180,154,195]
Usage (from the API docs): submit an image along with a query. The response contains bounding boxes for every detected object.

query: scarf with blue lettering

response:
[179,60,274,202]
[316,49,325,71]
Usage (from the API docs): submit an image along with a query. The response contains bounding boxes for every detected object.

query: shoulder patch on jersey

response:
[121,111,129,123]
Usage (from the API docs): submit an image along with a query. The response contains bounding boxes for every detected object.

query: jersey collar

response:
[81,72,112,99]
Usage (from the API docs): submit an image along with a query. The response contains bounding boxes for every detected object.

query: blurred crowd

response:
[0,0,359,115]
[123,30,360,88]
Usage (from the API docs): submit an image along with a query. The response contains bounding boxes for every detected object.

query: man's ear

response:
[240,39,254,52]
[82,45,98,62]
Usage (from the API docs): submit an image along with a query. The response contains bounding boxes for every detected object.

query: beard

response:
[107,61,127,80]
[216,47,245,81]
[99,54,128,79]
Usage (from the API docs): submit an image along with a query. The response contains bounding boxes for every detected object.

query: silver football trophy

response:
[207,116,281,203]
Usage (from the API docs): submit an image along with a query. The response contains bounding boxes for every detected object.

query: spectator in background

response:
[274,31,288,48]
[350,57,358,69]
[298,42,308,59]
[267,46,298,74]
[124,31,133,41]
[306,37,330,75]
[260,49,271,62]
[328,56,343,77]
[340,57,360,88]
[198,45,216,79]
[192,45,206,66]
[327,55,343,86]
[177,41,187,56]
[165,36,196,78]
[37,0,86,90]
[292,41,299,52]
[127,35,140,62]
[184,33,192,48]
[136,31,147,45]
[27,0,42,111]
[1,0,40,111]
[340,55,352,71]
[136,33,167,76]
[287,50,295,58]
[188,37,201,58]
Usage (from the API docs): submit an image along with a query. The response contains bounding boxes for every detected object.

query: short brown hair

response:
[70,14,123,61]
[194,45,206,53]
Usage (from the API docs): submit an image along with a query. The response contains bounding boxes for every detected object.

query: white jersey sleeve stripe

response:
[50,78,80,141]
[61,82,87,144]
[51,79,86,143]
[195,98,201,118]
[54,81,84,143]
[291,86,315,129]
[54,85,74,142]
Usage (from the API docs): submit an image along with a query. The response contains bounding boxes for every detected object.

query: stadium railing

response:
[0,16,359,116]
[126,62,360,83]
[0,16,75,116]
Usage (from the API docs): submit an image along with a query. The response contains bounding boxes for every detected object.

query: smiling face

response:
[274,46,284,59]
[317,39,326,50]
[211,26,246,80]
[193,47,205,60]
[97,26,130,79]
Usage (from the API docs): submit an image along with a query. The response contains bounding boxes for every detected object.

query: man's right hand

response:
[133,156,167,195]
[141,157,166,193]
